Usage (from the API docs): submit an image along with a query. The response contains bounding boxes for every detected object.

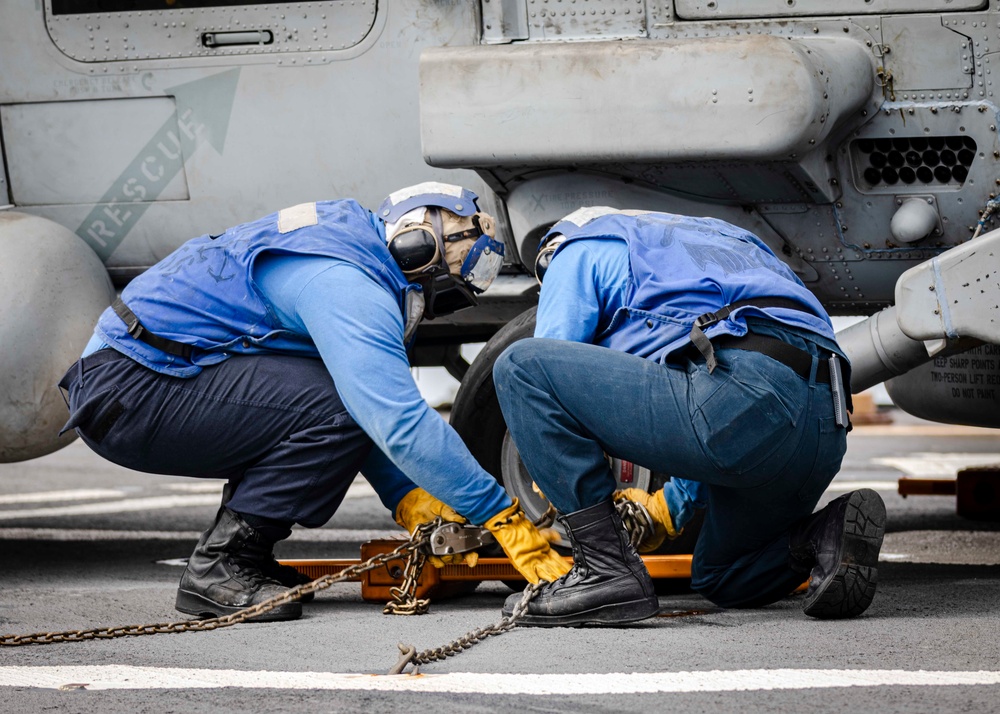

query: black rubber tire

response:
[450,306,704,559]
[450,306,539,484]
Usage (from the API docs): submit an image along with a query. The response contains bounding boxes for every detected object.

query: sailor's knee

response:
[691,562,796,609]
[690,560,750,608]
[493,340,537,391]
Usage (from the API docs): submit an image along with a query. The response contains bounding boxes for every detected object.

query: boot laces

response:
[228,533,283,587]
[229,556,279,587]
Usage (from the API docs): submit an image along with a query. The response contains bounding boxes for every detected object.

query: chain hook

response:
[388,643,417,675]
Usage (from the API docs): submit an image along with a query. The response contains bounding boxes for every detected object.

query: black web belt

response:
[689,297,813,374]
[710,333,833,383]
[707,332,852,429]
[112,297,194,360]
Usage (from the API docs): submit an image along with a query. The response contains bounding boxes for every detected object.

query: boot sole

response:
[504,596,660,627]
[803,488,886,619]
[175,589,302,622]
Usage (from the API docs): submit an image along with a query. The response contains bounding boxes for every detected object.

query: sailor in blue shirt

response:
[493,207,886,626]
[58,183,569,621]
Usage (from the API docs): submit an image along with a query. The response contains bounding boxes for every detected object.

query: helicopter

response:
[1,1,998,531]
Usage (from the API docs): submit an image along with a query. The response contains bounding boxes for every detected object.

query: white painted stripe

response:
[162,483,225,493]
[853,425,997,437]
[873,453,1000,479]
[0,494,222,520]
[824,480,898,493]
[128,479,376,498]
[1,666,999,693]
[0,527,402,542]
[0,489,126,505]
[0,479,377,521]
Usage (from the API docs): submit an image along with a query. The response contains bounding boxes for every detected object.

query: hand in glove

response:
[613,488,679,553]
[484,499,571,584]
[394,487,479,568]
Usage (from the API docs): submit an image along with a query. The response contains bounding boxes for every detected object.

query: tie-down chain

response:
[0,501,653,674]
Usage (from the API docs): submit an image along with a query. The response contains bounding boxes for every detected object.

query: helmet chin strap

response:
[428,208,448,275]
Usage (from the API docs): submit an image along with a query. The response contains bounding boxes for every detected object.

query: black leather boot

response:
[789,488,886,619]
[175,507,303,621]
[219,485,314,602]
[261,559,315,601]
[502,499,659,626]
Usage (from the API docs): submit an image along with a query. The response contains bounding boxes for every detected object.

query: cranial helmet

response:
[379,182,504,319]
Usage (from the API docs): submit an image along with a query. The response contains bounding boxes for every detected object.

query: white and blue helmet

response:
[379,182,504,318]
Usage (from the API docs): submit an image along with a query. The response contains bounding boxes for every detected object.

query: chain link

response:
[0,521,439,647]
[385,504,584,673]
[387,501,655,674]
[382,525,432,616]
[615,498,653,551]
[389,580,544,675]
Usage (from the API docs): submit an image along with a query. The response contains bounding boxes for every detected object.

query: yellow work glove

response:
[614,488,679,554]
[394,487,479,568]
[484,499,572,584]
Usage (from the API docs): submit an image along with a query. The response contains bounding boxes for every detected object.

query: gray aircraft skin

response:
[1,2,999,513]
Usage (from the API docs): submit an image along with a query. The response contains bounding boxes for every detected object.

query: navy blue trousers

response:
[59,350,373,527]
[494,336,847,609]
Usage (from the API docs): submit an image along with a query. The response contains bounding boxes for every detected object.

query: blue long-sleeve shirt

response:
[251,253,511,525]
[534,239,630,343]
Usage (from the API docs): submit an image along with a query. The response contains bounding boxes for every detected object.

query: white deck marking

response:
[0,478,379,521]
[1,666,999,693]
[0,494,223,520]
[824,480,898,493]
[0,489,126,505]
[162,480,378,498]
[0,527,401,542]
[161,483,225,493]
[852,424,997,437]
[872,453,1000,479]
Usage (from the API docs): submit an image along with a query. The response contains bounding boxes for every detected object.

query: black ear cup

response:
[388,227,439,273]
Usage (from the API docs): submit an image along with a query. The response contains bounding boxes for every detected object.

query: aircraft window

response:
[52,1,302,14]
[45,0,377,61]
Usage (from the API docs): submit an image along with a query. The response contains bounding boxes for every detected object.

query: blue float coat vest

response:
[96,200,415,377]
[546,209,838,362]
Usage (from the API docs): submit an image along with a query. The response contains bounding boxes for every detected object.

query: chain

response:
[615,498,653,551]
[0,521,438,647]
[384,502,654,674]
[2,514,555,676]
[383,506,567,672]
[382,524,432,616]
[389,580,544,675]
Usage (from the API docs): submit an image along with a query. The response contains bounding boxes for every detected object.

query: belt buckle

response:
[694,313,717,329]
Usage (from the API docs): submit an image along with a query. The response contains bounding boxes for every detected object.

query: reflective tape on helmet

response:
[379,182,481,223]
